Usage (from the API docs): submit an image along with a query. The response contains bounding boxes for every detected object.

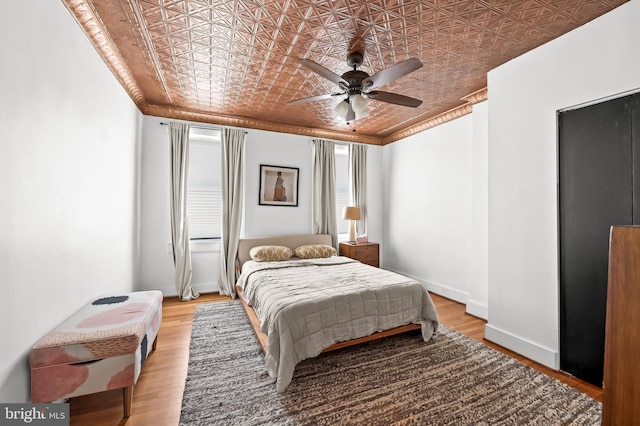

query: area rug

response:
[179,301,601,425]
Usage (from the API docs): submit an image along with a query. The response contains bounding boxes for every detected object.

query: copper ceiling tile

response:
[63,0,628,144]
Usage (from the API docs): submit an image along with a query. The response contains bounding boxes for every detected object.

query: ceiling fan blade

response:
[367,91,423,108]
[362,58,423,90]
[345,102,356,122]
[299,59,348,86]
[286,93,342,105]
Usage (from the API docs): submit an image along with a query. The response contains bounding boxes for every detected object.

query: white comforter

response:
[237,256,440,392]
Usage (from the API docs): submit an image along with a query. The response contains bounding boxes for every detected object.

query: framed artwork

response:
[259,164,299,207]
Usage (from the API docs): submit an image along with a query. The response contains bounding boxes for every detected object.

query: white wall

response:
[244,133,384,242]
[0,1,142,402]
[138,118,385,296]
[364,146,384,248]
[486,0,640,369]
[138,116,179,294]
[467,101,489,319]
[382,115,475,304]
[243,131,315,237]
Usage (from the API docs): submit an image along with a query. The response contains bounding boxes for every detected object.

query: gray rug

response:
[179,301,601,425]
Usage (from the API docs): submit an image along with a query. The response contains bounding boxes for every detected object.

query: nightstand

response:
[339,242,379,268]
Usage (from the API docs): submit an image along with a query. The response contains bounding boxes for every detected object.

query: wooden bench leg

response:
[123,385,133,418]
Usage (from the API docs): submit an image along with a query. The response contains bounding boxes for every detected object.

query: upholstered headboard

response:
[237,234,332,268]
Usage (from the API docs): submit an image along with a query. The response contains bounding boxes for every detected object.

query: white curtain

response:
[219,128,245,298]
[349,143,368,236]
[169,122,199,301]
[312,139,338,249]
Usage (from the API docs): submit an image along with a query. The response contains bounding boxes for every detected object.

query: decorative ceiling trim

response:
[461,88,489,105]
[144,104,384,145]
[380,86,487,145]
[381,103,474,145]
[127,0,172,103]
[62,0,147,110]
[145,89,487,146]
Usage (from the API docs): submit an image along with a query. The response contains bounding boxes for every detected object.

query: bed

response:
[235,233,440,392]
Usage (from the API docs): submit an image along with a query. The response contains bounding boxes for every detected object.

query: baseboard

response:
[144,282,219,298]
[465,299,488,320]
[422,280,468,305]
[146,285,178,297]
[193,282,220,294]
[484,323,558,369]
[385,269,469,305]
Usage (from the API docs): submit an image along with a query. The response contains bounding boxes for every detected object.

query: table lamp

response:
[342,206,361,243]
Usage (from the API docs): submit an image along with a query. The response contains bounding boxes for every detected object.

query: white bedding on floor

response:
[237,256,440,392]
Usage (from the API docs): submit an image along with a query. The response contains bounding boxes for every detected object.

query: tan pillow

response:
[294,244,337,259]
[249,245,293,262]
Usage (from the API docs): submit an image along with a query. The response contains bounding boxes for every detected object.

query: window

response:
[335,144,350,235]
[187,128,221,240]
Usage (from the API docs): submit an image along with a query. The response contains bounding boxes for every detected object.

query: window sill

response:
[190,239,220,253]
[167,240,221,255]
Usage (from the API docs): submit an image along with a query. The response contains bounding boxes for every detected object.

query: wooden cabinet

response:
[339,242,379,268]
[602,226,640,425]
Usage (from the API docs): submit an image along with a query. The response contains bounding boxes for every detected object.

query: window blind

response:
[187,130,221,239]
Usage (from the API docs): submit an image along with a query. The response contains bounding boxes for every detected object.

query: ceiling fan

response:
[287,51,423,122]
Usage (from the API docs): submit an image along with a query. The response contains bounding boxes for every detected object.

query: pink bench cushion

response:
[30,291,162,367]
[29,290,162,402]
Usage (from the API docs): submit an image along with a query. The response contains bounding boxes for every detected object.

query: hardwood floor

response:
[69,292,602,425]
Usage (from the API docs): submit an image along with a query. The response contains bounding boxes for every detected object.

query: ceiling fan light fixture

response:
[291,52,423,124]
[333,100,349,118]
[351,94,368,114]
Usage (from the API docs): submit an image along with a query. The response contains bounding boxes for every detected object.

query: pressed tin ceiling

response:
[62,0,627,145]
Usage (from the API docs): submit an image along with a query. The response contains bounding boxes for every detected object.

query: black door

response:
[558,94,635,386]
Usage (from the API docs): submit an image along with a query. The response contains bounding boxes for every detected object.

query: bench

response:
[29,290,163,418]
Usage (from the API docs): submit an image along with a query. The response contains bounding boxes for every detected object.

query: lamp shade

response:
[333,100,348,118]
[351,94,368,114]
[342,206,361,220]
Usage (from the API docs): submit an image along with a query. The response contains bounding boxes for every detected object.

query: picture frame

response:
[259,164,299,207]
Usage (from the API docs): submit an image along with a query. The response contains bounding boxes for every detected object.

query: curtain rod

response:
[160,122,247,134]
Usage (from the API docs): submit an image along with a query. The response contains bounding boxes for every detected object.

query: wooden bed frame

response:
[235,234,422,354]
